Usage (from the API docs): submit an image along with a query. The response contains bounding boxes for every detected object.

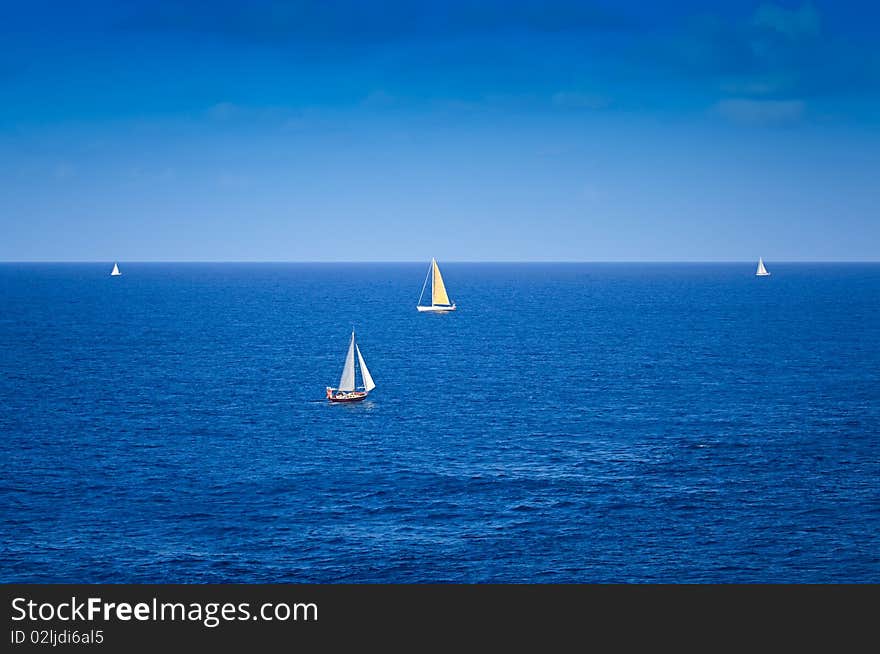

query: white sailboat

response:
[755,257,770,277]
[416,258,456,312]
[110,262,121,276]
[326,331,376,402]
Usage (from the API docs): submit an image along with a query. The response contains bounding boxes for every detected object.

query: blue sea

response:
[1,263,878,583]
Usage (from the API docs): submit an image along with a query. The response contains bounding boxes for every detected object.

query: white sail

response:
[756,258,769,276]
[356,344,375,392]
[338,332,356,391]
[110,263,121,276]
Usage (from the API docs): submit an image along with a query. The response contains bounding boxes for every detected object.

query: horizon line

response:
[2,260,879,265]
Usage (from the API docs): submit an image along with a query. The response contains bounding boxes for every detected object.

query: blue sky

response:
[1,1,878,261]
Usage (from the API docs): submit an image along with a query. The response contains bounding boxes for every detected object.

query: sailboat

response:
[755,258,770,277]
[416,258,456,312]
[110,262,122,276]
[326,331,376,402]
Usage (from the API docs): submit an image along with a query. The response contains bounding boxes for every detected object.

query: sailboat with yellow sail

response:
[417,258,456,312]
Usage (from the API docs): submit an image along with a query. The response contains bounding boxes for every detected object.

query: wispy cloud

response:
[128,167,176,182]
[206,101,242,120]
[714,98,805,125]
[361,90,395,108]
[71,1,880,127]
[121,0,636,45]
[753,3,820,40]
[217,171,253,189]
[54,163,76,180]
[551,92,611,110]
[627,2,880,124]
[719,74,797,97]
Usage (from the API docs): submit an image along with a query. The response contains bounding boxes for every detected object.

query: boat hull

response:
[756,272,771,277]
[417,304,456,312]
[326,388,369,402]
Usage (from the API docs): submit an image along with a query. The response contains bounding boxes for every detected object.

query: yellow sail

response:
[431,259,451,306]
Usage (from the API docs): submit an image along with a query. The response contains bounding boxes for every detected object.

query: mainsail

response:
[431,259,451,306]
[338,332,356,391]
[356,344,376,392]
[111,263,121,276]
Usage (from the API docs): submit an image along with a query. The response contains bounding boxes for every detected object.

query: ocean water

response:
[1,262,878,583]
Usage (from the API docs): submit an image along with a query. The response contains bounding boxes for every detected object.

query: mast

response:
[430,258,436,306]
[353,331,359,390]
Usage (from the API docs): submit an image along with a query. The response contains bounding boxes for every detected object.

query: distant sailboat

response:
[110,262,122,276]
[417,258,456,312]
[326,331,376,402]
[755,258,770,277]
